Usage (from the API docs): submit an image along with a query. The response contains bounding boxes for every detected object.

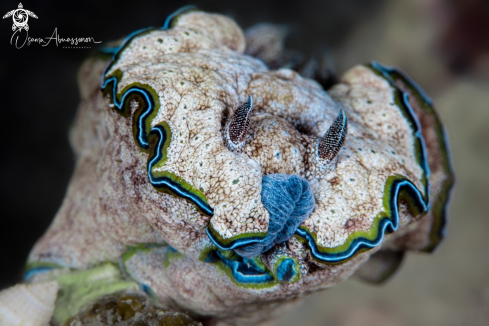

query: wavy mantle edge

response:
[27,7,449,287]
[370,61,455,252]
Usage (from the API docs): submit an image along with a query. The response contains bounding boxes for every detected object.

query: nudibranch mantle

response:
[26,8,453,325]
[99,7,433,270]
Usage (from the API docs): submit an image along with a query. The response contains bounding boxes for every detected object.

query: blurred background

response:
[0,0,488,325]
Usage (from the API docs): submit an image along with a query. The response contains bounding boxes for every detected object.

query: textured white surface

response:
[0,281,58,326]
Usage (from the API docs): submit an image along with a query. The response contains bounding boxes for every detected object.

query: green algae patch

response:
[121,243,167,268]
[53,263,139,325]
[164,247,184,268]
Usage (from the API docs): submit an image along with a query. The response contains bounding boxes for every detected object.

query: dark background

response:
[1,0,488,325]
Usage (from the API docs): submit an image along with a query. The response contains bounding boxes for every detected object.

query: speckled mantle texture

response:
[26,9,453,326]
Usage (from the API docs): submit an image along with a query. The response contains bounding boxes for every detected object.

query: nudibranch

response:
[20,7,453,326]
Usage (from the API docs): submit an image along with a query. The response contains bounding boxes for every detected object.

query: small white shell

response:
[0,281,58,326]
